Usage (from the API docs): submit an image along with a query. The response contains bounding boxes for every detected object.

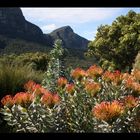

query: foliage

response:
[42,39,65,92]
[0,81,60,133]
[1,38,140,133]
[0,35,50,55]
[1,64,140,132]
[87,10,140,71]
[0,62,43,100]
[0,52,49,71]
[133,52,140,70]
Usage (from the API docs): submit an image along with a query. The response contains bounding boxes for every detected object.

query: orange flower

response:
[131,69,140,81]
[40,87,50,94]
[102,71,114,82]
[1,95,14,107]
[102,70,122,85]
[122,73,135,81]
[71,68,87,80]
[53,94,61,104]
[24,80,36,92]
[85,82,101,96]
[92,100,124,122]
[41,92,53,106]
[124,78,140,93]
[124,95,139,108]
[87,65,103,79]
[66,83,75,94]
[57,77,68,88]
[13,92,33,105]
[24,80,48,95]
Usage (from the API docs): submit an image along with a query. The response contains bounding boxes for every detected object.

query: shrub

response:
[0,62,43,100]
[1,64,140,133]
[0,40,140,133]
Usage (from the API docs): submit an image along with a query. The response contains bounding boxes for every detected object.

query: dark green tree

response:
[87,10,140,72]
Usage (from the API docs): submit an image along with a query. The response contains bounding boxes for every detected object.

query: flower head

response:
[85,82,101,96]
[71,68,87,80]
[41,92,53,106]
[87,65,103,79]
[92,100,124,122]
[102,70,122,85]
[131,69,140,81]
[124,95,139,108]
[24,80,48,95]
[13,92,33,105]
[66,83,75,94]
[1,95,14,107]
[53,94,61,104]
[57,77,68,88]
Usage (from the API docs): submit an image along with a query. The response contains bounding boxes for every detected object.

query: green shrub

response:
[0,40,140,133]
[0,63,43,100]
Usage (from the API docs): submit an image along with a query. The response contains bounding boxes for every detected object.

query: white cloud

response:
[41,24,57,33]
[21,8,123,24]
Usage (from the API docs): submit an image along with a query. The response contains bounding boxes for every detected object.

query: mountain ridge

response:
[0,8,89,51]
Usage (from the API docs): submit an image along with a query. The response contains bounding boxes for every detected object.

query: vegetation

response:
[133,52,140,70]
[87,10,140,72]
[0,62,44,100]
[0,40,140,133]
[0,35,51,54]
[1,10,140,133]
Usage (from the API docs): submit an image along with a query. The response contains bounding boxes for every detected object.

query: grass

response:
[0,62,44,100]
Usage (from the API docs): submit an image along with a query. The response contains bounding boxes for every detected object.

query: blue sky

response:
[21,8,140,40]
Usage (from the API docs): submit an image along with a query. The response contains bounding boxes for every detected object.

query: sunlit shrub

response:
[1,40,140,133]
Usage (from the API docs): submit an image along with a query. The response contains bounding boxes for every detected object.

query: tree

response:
[87,10,140,72]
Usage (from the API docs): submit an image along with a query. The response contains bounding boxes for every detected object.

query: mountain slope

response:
[47,26,89,50]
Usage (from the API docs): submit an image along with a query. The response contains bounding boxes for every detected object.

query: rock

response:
[49,26,89,50]
[0,8,48,45]
[0,8,89,50]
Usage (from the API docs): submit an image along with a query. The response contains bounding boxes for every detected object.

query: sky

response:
[21,8,140,41]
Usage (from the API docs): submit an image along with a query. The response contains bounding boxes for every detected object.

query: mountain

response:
[46,26,89,50]
[0,8,89,51]
[0,8,52,46]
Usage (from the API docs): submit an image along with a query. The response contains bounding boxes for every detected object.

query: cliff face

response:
[0,8,89,50]
[0,8,48,45]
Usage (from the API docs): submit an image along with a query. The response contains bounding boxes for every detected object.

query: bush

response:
[1,64,140,133]
[0,62,43,100]
[0,40,140,133]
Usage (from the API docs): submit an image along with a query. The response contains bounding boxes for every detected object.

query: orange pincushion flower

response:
[131,69,140,81]
[85,82,101,96]
[53,94,60,104]
[40,87,50,94]
[124,78,140,93]
[92,100,124,122]
[87,65,103,78]
[57,77,68,88]
[71,68,87,80]
[102,70,122,85]
[24,80,36,91]
[102,71,114,82]
[13,92,33,105]
[122,73,135,81]
[1,95,14,107]
[66,83,75,94]
[41,92,53,106]
[24,80,48,95]
[124,95,139,108]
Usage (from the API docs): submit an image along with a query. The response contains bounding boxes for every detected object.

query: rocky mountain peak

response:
[49,25,89,50]
[0,8,89,50]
